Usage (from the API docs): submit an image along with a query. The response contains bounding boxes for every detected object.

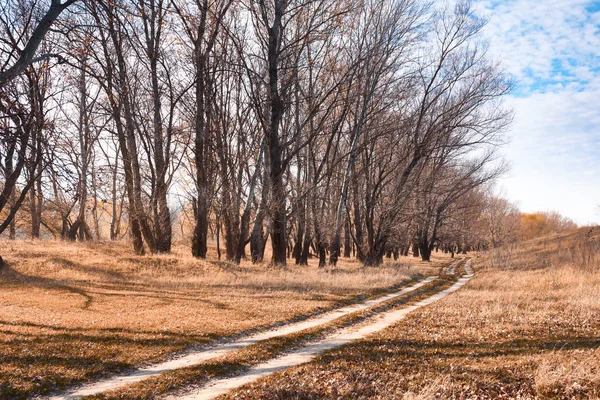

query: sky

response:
[473,0,600,225]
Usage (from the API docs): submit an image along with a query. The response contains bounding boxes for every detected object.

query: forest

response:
[1,0,520,266]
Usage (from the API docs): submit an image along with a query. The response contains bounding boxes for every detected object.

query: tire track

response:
[170,264,474,400]
[48,276,438,400]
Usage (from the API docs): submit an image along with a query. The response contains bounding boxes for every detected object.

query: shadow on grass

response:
[259,334,600,399]
[47,257,127,281]
[0,317,219,400]
[0,261,431,400]
[1,261,231,309]
[316,335,600,363]
[0,319,218,341]
[0,263,94,309]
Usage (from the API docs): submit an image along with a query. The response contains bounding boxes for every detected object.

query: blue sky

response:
[474,0,600,224]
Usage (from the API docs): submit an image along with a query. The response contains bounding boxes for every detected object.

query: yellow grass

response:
[89,275,460,400]
[223,228,600,399]
[0,239,444,398]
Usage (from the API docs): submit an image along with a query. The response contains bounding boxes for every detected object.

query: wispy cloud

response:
[478,0,600,93]
[472,0,600,224]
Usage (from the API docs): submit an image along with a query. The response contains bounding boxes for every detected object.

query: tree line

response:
[0,0,513,266]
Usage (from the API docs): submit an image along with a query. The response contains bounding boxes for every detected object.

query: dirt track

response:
[49,259,470,400]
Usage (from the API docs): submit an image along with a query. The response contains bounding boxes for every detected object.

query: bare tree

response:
[0,0,78,87]
[171,0,233,258]
[1,0,515,270]
[482,191,521,248]
[0,1,58,239]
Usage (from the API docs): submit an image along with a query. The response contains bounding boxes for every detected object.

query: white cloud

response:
[477,0,600,89]
[475,0,600,224]
[501,82,600,224]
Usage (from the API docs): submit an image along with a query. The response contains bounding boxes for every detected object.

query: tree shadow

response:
[240,333,600,399]
[294,334,600,398]
[0,263,94,309]
[47,257,127,281]
[1,259,233,310]
[207,259,251,274]
[0,313,226,400]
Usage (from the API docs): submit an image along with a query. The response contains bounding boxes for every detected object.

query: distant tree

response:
[482,193,521,248]
[171,0,233,259]
[0,1,60,239]
[520,211,577,240]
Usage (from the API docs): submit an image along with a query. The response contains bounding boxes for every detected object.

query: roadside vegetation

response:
[87,271,460,400]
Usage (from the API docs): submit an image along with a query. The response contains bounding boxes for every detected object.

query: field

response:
[0,240,443,399]
[223,230,600,399]
[1,230,599,400]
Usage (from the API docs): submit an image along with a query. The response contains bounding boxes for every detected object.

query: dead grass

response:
[0,239,444,399]
[88,275,459,400]
[223,228,600,399]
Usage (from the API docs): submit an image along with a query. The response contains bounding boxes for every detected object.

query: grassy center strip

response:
[452,257,471,277]
[85,274,459,400]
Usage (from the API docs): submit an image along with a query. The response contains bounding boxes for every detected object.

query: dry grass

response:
[224,228,600,399]
[88,275,459,400]
[0,239,443,399]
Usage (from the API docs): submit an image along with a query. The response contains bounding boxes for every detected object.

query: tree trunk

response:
[352,170,365,262]
[192,44,209,258]
[223,207,237,261]
[250,152,270,263]
[149,37,172,253]
[235,140,265,263]
[117,39,156,254]
[110,149,119,240]
[292,198,305,264]
[8,158,16,239]
[318,242,327,268]
[364,250,384,266]
[250,210,265,263]
[5,153,16,239]
[299,225,311,266]
[419,236,432,262]
[29,129,42,239]
[91,159,101,240]
[265,0,288,266]
[114,118,145,254]
[98,6,150,255]
[70,66,89,243]
[412,238,420,258]
[216,215,221,260]
[343,217,352,258]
